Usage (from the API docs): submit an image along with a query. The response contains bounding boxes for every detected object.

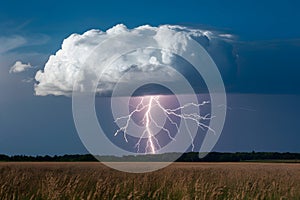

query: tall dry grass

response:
[0,162,299,200]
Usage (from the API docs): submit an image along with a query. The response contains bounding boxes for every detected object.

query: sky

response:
[0,0,300,155]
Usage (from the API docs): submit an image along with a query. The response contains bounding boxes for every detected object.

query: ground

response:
[0,162,299,199]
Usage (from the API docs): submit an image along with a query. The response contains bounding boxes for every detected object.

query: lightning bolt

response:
[114,95,214,154]
[144,96,155,154]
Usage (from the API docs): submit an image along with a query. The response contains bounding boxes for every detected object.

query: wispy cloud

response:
[0,35,27,54]
[21,77,34,83]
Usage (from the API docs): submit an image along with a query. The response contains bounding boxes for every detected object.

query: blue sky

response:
[0,0,300,155]
[1,1,300,39]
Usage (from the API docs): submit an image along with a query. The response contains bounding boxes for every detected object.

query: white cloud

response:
[34,24,234,96]
[9,61,32,73]
[22,78,34,83]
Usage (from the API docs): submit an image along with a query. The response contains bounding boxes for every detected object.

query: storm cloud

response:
[34,24,237,96]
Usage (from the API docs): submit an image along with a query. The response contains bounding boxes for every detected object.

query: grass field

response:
[0,162,299,200]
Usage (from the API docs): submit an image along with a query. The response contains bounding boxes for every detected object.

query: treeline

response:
[177,152,300,162]
[0,154,97,162]
[0,152,300,162]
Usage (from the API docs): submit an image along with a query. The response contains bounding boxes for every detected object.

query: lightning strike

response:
[144,96,156,154]
[114,95,214,154]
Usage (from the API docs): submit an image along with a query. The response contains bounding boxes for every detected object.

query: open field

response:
[0,162,299,200]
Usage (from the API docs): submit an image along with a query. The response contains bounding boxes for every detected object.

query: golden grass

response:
[0,162,299,200]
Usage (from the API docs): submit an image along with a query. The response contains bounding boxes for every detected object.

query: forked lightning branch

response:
[114,96,215,154]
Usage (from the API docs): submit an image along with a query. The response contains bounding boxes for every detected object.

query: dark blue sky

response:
[0,0,300,155]
[1,0,300,39]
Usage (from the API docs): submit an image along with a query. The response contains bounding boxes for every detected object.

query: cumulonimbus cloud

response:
[34,24,236,96]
